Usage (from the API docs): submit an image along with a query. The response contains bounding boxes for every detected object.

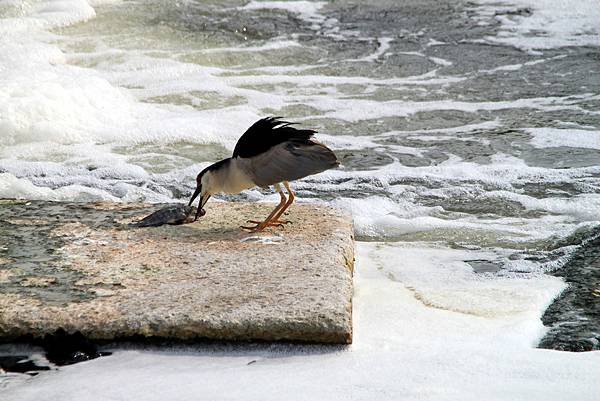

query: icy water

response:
[1,0,600,399]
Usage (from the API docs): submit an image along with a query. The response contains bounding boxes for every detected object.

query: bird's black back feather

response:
[232,117,316,159]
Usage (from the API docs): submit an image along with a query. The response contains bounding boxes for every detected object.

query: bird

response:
[188,117,339,232]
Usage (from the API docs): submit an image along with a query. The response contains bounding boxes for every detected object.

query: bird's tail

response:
[286,140,339,175]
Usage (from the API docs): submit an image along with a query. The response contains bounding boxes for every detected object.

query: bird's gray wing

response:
[245,140,339,187]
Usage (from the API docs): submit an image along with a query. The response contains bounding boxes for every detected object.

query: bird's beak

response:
[188,185,209,221]
[188,186,201,207]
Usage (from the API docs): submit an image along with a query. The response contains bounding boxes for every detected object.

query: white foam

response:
[0,172,118,202]
[429,56,452,66]
[307,93,599,123]
[221,69,465,88]
[30,0,95,28]
[0,47,263,147]
[316,133,381,149]
[478,56,564,74]
[397,51,426,57]
[426,38,447,47]
[473,0,600,51]
[382,120,503,137]
[0,1,270,153]
[368,243,564,317]
[239,1,328,30]
[488,190,600,222]
[337,194,589,247]
[240,0,325,16]
[527,127,600,150]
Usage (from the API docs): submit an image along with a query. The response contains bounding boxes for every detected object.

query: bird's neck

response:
[204,158,254,195]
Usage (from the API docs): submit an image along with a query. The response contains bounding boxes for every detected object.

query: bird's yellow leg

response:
[241,184,287,232]
[270,181,295,224]
[247,182,295,226]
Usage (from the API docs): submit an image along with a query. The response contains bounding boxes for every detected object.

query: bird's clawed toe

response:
[246,219,291,225]
[240,220,286,232]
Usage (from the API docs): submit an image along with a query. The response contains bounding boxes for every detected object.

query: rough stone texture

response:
[539,227,600,352]
[0,200,354,344]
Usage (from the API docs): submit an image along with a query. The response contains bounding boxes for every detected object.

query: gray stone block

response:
[0,200,354,344]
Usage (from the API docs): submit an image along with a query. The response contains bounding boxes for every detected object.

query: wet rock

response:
[539,230,600,352]
[20,276,57,287]
[0,200,354,344]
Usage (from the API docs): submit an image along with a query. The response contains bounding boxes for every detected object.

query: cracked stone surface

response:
[0,200,354,344]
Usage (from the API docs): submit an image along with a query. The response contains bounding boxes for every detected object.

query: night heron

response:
[188,117,339,232]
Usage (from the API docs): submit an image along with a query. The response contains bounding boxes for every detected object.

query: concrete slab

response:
[0,200,354,344]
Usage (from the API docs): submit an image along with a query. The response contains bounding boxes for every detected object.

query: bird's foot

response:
[246,219,291,225]
[240,219,287,232]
